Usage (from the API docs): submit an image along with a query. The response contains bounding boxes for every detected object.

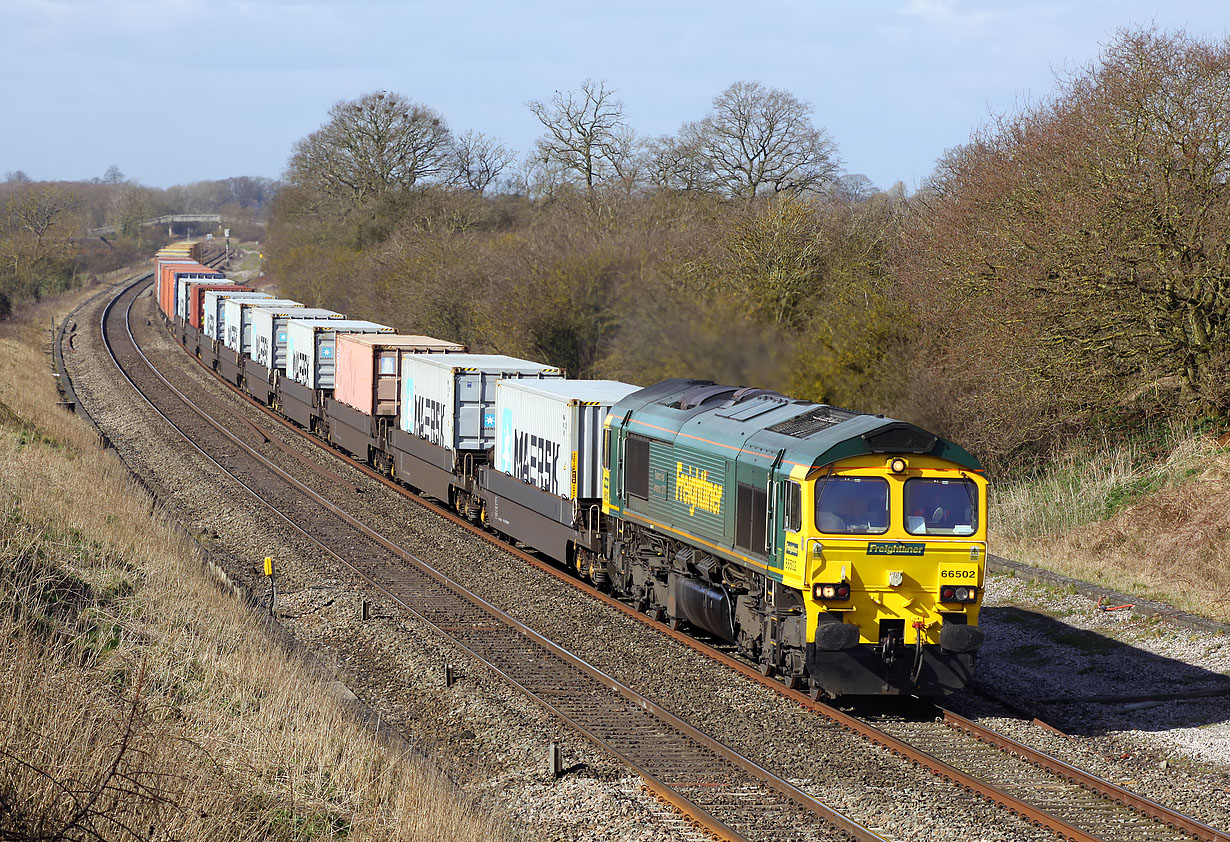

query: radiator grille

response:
[767,406,861,438]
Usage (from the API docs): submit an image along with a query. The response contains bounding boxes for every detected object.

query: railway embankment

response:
[0,280,503,842]
[19,266,1230,840]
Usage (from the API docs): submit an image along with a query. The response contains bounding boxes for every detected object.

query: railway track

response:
[92,271,1229,842]
[168,325,1229,842]
[101,277,885,842]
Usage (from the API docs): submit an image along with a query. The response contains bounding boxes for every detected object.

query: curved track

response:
[101,277,886,842]
[97,271,1228,842]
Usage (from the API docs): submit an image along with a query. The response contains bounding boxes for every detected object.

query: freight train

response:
[154,242,987,698]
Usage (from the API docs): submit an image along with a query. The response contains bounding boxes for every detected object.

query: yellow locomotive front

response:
[785,454,987,697]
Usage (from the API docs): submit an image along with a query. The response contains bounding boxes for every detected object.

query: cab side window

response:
[784,481,801,533]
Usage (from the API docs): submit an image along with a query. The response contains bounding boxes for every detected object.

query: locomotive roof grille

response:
[766,405,862,438]
[863,424,938,453]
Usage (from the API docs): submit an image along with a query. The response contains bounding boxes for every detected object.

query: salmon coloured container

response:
[333,334,467,417]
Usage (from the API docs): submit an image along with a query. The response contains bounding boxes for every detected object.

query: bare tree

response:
[102,165,125,184]
[452,130,514,194]
[645,134,708,192]
[683,81,841,201]
[528,79,635,194]
[287,91,453,210]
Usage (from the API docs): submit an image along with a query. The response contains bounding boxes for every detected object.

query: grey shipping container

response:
[399,354,563,453]
[494,379,639,500]
[249,306,343,371]
[284,319,395,389]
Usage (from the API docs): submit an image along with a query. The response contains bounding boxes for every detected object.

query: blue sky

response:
[2,1,1227,191]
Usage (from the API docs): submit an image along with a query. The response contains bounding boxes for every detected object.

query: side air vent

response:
[863,424,937,453]
[767,406,861,438]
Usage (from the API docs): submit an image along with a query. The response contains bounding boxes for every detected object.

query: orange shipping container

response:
[155,258,197,316]
[334,333,466,417]
[163,263,222,320]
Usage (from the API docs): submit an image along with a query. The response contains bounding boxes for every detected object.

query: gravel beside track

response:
[62,277,1230,841]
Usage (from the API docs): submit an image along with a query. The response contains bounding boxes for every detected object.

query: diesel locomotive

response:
[154,241,987,698]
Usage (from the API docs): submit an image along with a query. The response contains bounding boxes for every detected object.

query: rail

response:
[100,276,885,842]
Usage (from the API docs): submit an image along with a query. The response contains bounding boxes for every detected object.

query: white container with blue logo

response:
[493,379,638,500]
[248,306,343,371]
[222,298,302,354]
[203,290,271,341]
[284,319,396,389]
[399,354,563,454]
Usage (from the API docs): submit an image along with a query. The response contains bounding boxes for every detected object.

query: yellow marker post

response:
[264,557,276,615]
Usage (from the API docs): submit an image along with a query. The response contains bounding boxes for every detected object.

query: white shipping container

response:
[248,306,343,371]
[399,354,564,453]
[203,290,270,340]
[177,277,233,322]
[284,319,395,389]
[494,380,639,501]
[222,298,302,354]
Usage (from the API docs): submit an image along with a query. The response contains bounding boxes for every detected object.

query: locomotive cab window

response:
[815,476,888,535]
[784,480,801,533]
[904,477,978,535]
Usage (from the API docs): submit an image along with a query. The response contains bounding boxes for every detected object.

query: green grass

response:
[992,421,1221,543]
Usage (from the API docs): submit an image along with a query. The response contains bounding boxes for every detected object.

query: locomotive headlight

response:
[889,457,908,474]
[888,570,904,587]
[813,582,851,601]
[940,585,978,603]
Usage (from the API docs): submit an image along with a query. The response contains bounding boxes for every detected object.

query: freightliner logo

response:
[867,542,926,556]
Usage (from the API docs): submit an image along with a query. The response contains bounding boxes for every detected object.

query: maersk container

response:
[177,277,234,323]
[202,290,270,340]
[399,354,564,453]
[494,379,640,501]
[249,306,343,371]
[334,334,466,417]
[222,297,301,354]
[284,319,396,389]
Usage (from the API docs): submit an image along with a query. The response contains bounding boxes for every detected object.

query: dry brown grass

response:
[992,427,1230,623]
[0,284,507,841]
